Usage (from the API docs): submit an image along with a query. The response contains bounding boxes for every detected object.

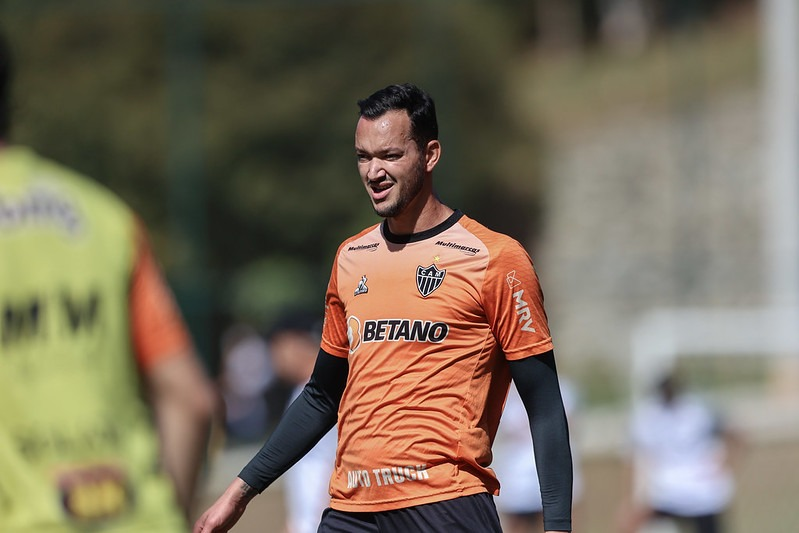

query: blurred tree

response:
[198,2,549,326]
[1,0,753,368]
[1,0,546,366]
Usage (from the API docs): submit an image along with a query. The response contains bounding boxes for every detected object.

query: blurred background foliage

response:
[10,5,797,531]
[0,0,750,371]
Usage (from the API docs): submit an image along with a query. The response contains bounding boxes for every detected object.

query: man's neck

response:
[385,198,453,236]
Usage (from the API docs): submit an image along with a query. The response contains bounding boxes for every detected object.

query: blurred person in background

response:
[194,83,572,533]
[493,378,583,533]
[217,323,274,444]
[0,31,218,532]
[266,309,336,533]
[618,370,743,533]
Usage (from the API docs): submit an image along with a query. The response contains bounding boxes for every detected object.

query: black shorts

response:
[653,509,722,533]
[317,492,503,533]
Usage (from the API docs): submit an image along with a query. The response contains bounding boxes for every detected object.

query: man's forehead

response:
[356,110,412,141]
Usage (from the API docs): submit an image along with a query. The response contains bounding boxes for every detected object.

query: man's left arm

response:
[147,354,219,517]
[130,220,219,518]
[509,350,573,533]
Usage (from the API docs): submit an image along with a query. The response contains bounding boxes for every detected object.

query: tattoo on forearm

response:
[237,480,257,502]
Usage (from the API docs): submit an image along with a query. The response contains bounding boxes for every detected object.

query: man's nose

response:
[367,159,386,180]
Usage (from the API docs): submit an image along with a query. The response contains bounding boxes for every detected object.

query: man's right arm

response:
[193,350,348,533]
[238,349,347,490]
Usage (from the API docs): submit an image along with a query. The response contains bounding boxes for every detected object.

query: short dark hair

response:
[0,30,11,139]
[357,83,438,149]
[266,308,322,342]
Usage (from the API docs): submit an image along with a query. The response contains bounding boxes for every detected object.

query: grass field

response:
[576,439,799,532]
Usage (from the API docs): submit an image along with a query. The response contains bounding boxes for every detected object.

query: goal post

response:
[629,305,799,410]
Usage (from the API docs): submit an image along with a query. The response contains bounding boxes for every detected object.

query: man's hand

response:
[192,478,257,533]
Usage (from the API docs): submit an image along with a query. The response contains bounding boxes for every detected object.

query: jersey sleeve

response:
[320,248,350,358]
[130,219,193,372]
[482,239,552,360]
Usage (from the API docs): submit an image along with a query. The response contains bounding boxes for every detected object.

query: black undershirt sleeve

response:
[508,350,573,532]
[238,349,348,493]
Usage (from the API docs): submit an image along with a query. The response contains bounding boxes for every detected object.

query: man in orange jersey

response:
[195,83,573,533]
[0,32,218,532]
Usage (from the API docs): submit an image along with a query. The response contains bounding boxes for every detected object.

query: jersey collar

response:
[381,209,463,244]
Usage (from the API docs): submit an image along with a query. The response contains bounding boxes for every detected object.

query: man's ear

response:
[425,140,441,172]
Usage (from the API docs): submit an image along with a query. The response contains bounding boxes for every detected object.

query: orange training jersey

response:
[320,210,553,512]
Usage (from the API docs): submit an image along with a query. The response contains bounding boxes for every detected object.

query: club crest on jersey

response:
[416,264,446,298]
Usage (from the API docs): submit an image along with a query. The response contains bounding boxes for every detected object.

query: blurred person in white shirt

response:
[493,378,583,533]
[619,371,742,533]
[218,324,274,444]
[267,310,337,533]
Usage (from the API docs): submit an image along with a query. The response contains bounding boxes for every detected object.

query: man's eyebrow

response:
[356,146,400,156]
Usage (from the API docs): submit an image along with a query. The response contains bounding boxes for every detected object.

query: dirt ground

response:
[195,437,799,533]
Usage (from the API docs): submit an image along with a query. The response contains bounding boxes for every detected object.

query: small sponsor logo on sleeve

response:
[434,240,480,256]
[506,270,522,290]
[347,243,380,252]
[507,270,536,332]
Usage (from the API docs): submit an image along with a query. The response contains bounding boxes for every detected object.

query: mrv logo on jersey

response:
[506,270,537,333]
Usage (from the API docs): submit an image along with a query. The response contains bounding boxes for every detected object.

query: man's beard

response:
[373,159,426,219]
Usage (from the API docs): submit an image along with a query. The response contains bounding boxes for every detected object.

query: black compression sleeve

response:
[238,349,348,493]
[508,350,573,532]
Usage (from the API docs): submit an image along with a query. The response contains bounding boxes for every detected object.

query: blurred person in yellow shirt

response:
[0,30,218,532]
